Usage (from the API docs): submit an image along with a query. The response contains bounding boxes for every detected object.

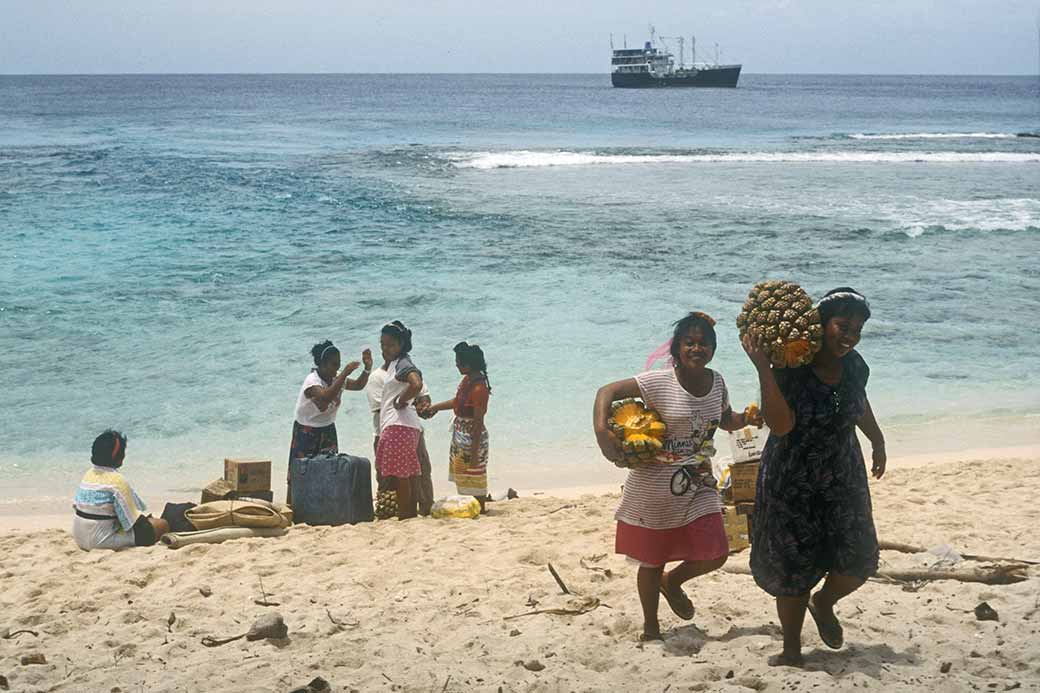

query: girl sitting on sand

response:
[377,321,425,520]
[744,288,885,667]
[593,312,761,641]
[288,340,372,504]
[425,341,492,512]
[72,430,169,551]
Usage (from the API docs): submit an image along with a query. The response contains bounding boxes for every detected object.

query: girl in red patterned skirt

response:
[376,320,424,520]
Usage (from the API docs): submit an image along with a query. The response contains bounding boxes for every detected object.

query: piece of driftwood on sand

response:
[722,562,1029,585]
[878,540,1040,566]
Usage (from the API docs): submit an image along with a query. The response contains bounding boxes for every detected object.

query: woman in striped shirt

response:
[72,430,169,551]
[593,312,761,641]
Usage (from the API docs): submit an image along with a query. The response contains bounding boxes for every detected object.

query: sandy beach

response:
[1,448,1038,692]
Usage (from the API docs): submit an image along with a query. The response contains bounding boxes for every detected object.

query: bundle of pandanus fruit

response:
[375,489,398,520]
[736,280,823,368]
[608,398,668,466]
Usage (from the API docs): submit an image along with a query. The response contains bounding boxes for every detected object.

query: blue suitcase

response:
[289,453,374,526]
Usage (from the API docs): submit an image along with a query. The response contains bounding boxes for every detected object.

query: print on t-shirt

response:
[665,412,720,464]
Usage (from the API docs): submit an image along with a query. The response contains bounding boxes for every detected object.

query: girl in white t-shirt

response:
[593,312,762,641]
[376,321,424,519]
[287,340,372,503]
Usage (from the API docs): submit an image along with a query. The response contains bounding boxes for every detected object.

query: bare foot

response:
[768,651,804,667]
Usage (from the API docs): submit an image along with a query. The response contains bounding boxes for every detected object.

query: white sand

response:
[1,452,1039,692]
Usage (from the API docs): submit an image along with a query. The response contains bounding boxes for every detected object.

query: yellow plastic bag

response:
[431,495,481,520]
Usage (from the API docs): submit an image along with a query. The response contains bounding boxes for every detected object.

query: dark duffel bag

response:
[160,502,198,533]
[289,453,374,526]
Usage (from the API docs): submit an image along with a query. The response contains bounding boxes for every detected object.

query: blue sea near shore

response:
[1,73,1038,507]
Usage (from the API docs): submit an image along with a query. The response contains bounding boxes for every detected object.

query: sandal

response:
[659,582,695,621]
[807,595,844,649]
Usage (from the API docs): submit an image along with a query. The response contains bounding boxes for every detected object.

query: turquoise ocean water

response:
[1,74,1038,506]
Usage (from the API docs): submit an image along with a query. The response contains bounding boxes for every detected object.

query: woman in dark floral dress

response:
[743,287,887,667]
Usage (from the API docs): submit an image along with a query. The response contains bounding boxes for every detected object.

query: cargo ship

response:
[611,28,741,88]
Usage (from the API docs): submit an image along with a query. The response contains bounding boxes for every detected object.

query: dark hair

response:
[669,312,718,362]
[817,287,871,325]
[454,341,491,393]
[311,340,339,366]
[92,429,127,468]
[381,320,413,355]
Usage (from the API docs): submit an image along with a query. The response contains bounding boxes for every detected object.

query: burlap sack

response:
[185,500,291,530]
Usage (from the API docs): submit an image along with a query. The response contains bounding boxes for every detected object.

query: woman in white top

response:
[376,320,424,519]
[593,312,761,641]
[366,366,435,515]
[288,339,372,503]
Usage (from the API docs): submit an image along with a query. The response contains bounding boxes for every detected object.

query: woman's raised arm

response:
[306,363,358,410]
[741,334,794,436]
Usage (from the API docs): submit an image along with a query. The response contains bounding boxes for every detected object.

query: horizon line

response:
[2,71,1039,78]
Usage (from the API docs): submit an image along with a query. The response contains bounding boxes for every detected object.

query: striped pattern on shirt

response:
[615,368,729,530]
[74,466,147,531]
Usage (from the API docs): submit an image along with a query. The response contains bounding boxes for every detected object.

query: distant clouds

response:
[0,0,1037,74]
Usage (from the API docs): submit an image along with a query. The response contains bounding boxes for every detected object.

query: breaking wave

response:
[449,150,1040,169]
[886,198,1040,237]
[847,132,1020,140]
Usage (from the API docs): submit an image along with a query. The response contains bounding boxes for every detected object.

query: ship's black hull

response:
[612,65,741,88]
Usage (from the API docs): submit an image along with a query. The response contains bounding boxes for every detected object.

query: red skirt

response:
[615,512,728,567]
[376,425,421,478]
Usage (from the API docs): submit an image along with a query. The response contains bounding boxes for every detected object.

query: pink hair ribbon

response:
[645,339,673,370]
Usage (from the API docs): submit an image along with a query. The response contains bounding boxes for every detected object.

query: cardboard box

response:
[722,504,750,553]
[202,478,276,503]
[223,458,272,492]
[735,502,755,542]
[201,478,234,503]
[231,489,275,503]
[730,460,760,503]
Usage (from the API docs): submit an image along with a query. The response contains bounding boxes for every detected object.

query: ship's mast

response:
[660,35,686,67]
[692,35,696,66]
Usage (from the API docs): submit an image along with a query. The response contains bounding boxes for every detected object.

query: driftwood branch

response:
[504,597,601,620]
[722,562,1028,585]
[879,540,1039,566]
[580,559,613,578]
[1,629,39,639]
[254,575,280,606]
[547,563,571,595]
[201,633,246,648]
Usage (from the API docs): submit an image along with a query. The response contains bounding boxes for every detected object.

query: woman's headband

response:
[815,291,870,312]
[319,344,338,362]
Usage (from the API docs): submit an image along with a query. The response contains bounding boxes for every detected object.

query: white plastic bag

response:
[728,425,767,464]
[431,495,481,520]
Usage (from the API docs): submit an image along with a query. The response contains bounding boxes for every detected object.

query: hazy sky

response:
[2,0,1038,75]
